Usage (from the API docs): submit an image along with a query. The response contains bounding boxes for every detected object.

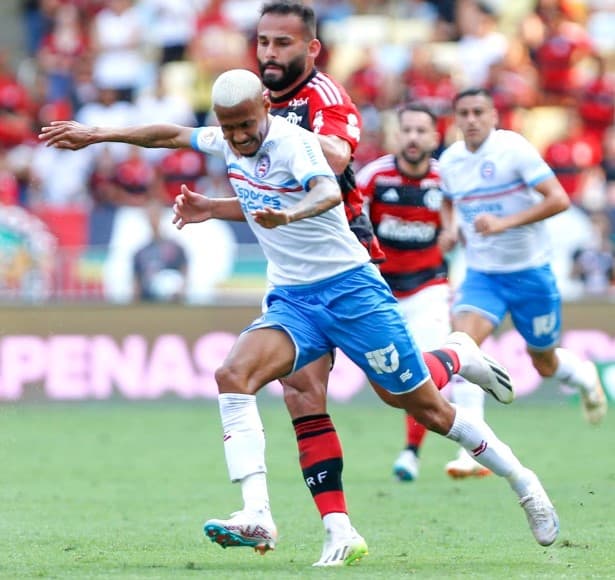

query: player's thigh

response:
[254,287,333,373]
[325,267,429,394]
[397,283,451,351]
[220,327,297,393]
[452,269,504,341]
[506,266,561,350]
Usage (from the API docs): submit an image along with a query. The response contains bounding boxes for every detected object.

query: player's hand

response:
[38,120,93,150]
[437,228,458,253]
[474,213,507,235]
[251,207,290,229]
[173,184,213,229]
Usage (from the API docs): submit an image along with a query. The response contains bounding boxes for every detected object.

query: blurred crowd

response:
[1,0,614,302]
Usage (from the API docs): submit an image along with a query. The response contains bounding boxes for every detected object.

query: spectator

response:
[456,0,508,88]
[576,53,615,142]
[138,0,198,65]
[90,0,146,102]
[36,3,89,102]
[521,0,594,105]
[543,107,602,204]
[132,200,188,302]
[571,211,615,296]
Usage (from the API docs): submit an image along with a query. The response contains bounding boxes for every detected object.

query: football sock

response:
[293,414,347,518]
[423,349,460,389]
[218,393,270,512]
[322,512,353,536]
[405,413,427,451]
[554,347,596,394]
[451,375,485,420]
[445,405,524,478]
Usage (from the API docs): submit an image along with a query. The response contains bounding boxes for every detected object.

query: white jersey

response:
[191,116,369,286]
[439,130,555,272]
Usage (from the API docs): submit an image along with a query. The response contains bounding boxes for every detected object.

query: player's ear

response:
[263,93,271,113]
[307,38,321,60]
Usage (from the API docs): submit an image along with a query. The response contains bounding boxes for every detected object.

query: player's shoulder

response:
[357,153,396,178]
[438,139,466,166]
[306,70,351,107]
[492,129,531,148]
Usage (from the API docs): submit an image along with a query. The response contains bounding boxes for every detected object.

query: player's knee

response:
[529,351,558,377]
[215,364,251,394]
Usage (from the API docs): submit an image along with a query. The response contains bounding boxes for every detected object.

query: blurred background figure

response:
[132,200,188,303]
[571,211,615,297]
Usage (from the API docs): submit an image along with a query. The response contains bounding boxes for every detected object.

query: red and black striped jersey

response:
[356,154,447,296]
[267,69,385,262]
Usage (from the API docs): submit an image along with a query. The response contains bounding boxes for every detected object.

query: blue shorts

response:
[245,264,429,394]
[452,265,561,351]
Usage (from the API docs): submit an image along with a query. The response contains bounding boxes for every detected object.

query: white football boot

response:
[312,527,368,567]
[445,449,491,479]
[518,470,560,546]
[203,509,278,554]
[580,361,608,425]
[393,449,420,482]
[444,332,514,404]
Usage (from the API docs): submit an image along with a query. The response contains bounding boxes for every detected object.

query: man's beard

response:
[259,55,306,92]
[401,148,428,166]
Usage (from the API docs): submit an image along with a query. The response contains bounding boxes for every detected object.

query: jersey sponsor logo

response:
[459,201,503,223]
[480,160,496,179]
[284,111,303,125]
[365,343,400,374]
[235,185,282,212]
[532,312,557,337]
[289,97,309,107]
[255,153,271,178]
[424,188,443,211]
[377,215,437,243]
[381,188,400,203]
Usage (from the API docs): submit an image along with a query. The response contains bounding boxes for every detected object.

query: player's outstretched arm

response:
[39,121,194,151]
[252,175,341,229]
[173,184,244,229]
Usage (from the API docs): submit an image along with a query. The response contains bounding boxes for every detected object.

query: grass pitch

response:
[2,398,614,579]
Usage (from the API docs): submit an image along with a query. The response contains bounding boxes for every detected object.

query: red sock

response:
[293,414,346,517]
[405,413,428,449]
[423,349,460,389]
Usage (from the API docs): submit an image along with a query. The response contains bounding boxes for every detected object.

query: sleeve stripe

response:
[309,73,344,106]
[355,155,394,188]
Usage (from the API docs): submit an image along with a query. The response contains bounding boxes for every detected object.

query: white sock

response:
[322,512,352,536]
[451,376,485,420]
[446,405,525,479]
[554,348,595,394]
[218,393,270,512]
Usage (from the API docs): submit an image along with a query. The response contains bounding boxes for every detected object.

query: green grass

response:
[2,399,614,579]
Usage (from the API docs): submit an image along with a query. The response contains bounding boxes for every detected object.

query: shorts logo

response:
[365,343,399,374]
[480,161,495,179]
[532,312,557,337]
[255,154,271,178]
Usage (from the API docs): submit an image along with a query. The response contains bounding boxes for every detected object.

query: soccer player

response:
[356,102,489,482]
[40,69,560,564]
[254,1,386,563]
[439,87,608,425]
